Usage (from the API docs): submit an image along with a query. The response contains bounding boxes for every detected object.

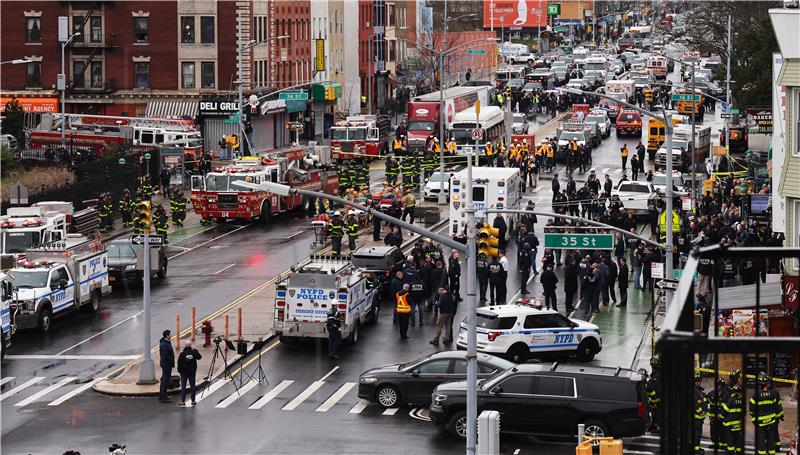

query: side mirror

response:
[490,386,502,395]
[411,371,420,378]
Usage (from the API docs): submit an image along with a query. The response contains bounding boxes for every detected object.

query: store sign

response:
[0,97,58,113]
[199,99,240,116]
[785,276,799,309]
[315,39,325,72]
[746,108,773,135]
[483,0,546,28]
[260,98,287,115]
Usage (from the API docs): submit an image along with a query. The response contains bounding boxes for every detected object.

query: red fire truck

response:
[329,115,390,160]
[190,148,338,222]
[27,113,203,161]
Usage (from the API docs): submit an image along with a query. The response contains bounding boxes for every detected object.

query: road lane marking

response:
[282,380,325,411]
[0,377,44,401]
[319,366,339,382]
[6,355,141,361]
[315,382,356,412]
[14,376,76,407]
[213,263,236,275]
[215,380,259,408]
[348,399,369,414]
[195,379,230,404]
[409,407,432,421]
[168,224,249,260]
[249,380,293,410]
[514,450,521,455]
[382,407,399,416]
[285,231,304,240]
[0,377,15,386]
[57,314,144,355]
[47,376,107,406]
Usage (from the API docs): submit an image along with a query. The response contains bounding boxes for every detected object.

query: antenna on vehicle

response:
[550,362,559,371]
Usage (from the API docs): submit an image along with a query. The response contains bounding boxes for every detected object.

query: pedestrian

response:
[409,275,426,327]
[540,264,558,311]
[159,167,171,195]
[488,255,504,305]
[448,251,462,301]
[631,155,639,181]
[605,256,618,304]
[617,257,629,307]
[326,306,342,359]
[518,243,532,295]
[492,215,508,251]
[563,257,578,313]
[476,252,489,303]
[395,284,412,339]
[498,250,509,303]
[430,288,454,345]
[158,330,174,403]
[636,141,646,173]
[177,341,202,406]
[620,144,629,171]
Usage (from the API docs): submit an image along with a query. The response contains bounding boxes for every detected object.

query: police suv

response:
[456,300,602,363]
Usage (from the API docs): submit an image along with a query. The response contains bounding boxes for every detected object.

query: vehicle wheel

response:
[576,339,598,362]
[582,419,610,444]
[157,261,168,279]
[506,343,529,363]
[376,384,400,408]
[38,305,53,334]
[347,322,359,345]
[447,410,468,439]
[83,290,101,313]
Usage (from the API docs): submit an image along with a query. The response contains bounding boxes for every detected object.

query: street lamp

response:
[58,16,81,150]
[560,86,677,302]
[0,59,33,65]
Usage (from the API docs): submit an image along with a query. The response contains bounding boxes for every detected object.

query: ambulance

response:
[273,255,380,345]
[448,167,522,243]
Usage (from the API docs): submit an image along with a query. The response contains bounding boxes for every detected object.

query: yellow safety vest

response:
[621,147,629,157]
[485,143,493,156]
[433,143,441,154]
[546,146,554,158]
[447,141,457,153]
[535,146,544,157]
[395,292,411,314]
[393,139,402,150]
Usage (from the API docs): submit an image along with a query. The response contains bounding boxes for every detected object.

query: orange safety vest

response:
[447,141,457,153]
[485,143,493,156]
[546,146,554,158]
[395,292,411,314]
[621,146,629,157]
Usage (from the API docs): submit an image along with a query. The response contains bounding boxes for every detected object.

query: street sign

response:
[9,182,29,205]
[144,152,152,160]
[131,234,164,246]
[651,262,664,279]
[671,94,701,102]
[471,129,484,141]
[674,269,683,280]
[658,210,681,233]
[730,108,741,115]
[656,279,679,290]
[279,91,308,101]
[224,114,241,125]
[547,4,561,15]
[467,49,487,55]
[720,113,734,119]
[543,233,614,250]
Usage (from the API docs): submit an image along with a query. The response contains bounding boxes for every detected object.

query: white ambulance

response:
[274,255,380,345]
[448,167,522,243]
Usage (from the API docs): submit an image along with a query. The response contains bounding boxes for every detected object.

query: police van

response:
[274,255,380,345]
[456,300,602,363]
[448,167,522,243]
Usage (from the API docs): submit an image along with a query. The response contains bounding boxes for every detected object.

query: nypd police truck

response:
[7,234,110,333]
[274,255,380,345]
[449,167,522,243]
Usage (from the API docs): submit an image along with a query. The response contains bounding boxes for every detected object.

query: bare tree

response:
[397,30,466,95]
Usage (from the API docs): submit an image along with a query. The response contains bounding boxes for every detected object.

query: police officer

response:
[329,211,345,256]
[326,307,342,360]
[154,204,169,243]
[707,376,729,452]
[722,382,744,454]
[488,255,504,305]
[395,283,412,339]
[646,357,662,432]
[346,212,359,251]
[750,371,783,455]
[409,275,426,327]
[692,371,708,455]
[448,251,461,302]
[476,252,489,303]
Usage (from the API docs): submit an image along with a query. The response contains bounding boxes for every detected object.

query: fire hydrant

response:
[201,320,213,347]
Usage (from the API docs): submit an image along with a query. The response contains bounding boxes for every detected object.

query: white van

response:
[449,167,522,242]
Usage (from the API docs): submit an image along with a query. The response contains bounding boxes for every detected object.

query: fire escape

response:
[68,2,117,94]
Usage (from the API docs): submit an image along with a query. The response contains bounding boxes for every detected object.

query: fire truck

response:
[190,148,338,222]
[329,115,391,160]
[27,113,203,161]
[1,204,70,258]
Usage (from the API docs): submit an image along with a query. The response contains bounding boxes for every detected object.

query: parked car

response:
[511,113,529,134]
[509,53,538,65]
[107,237,168,284]
[584,109,612,139]
[430,362,647,440]
[358,351,515,408]
[423,170,459,201]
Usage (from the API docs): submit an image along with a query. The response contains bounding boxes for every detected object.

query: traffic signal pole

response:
[137,233,156,383]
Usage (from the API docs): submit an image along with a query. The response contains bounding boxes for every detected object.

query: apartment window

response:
[201,62,215,88]
[90,61,103,88]
[181,62,195,88]
[90,17,103,43]
[27,62,41,87]
[134,62,149,88]
[26,18,41,43]
[388,5,395,27]
[72,61,85,88]
[795,89,800,156]
[134,17,149,43]
[181,16,195,43]
[200,16,214,44]
[73,16,85,42]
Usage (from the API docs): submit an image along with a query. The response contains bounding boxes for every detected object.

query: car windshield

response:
[408,121,435,132]
[107,243,138,259]
[513,114,525,122]
[652,175,685,187]
[7,270,49,289]
[428,173,450,183]
[349,128,367,140]
[585,115,605,124]
[619,113,639,121]
[2,231,40,254]
[450,129,473,144]
[618,183,650,193]
[330,128,348,140]
[204,174,230,191]
[633,77,649,85]
[560,132,584,141]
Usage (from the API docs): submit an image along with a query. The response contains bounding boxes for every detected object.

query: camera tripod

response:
[236,337,268,387]
[201,337,239,397]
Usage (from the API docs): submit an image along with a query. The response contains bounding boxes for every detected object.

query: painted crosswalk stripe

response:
[0,377,15,387]
[47,376,107,406]
[382,407,399,416]
[249,380,293,410]
[215,380,259,408]
[0,377,44,402]
[195,379,230,404]
[348,399,369,414]
[282,380,325,411]
[15,377,76,407]
[315,382,356,412]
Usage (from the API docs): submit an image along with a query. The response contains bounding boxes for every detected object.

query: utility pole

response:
[137,234,156,383]
[237,13,246,156]
[538,0,543,52]
[664,110,675,305]
[437,0,448,205]
[725,14,732,155]
[690,61,696,211]
[465,105,477,455]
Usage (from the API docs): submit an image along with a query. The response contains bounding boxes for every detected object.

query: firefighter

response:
[337,162,351,195]
[422,151,438,178]
[707,376,729,452]
[154,204,169,243]
[750,371,783,455]
[347,163,359,192]
[170,191,187,227]
[446,137,457,154]
[400,158,414,190]
[646,357,662,432]
[120,189,134,227]
[692,370,708,455]
[385,156,399,186]
[392,135,404,154]
[722,383,745,454]
[328,211,345,256]
[97,193,114,233]
[412,156,422,190]
[138,176,153,200]
[355,160,369,189]
[485,141,494,166]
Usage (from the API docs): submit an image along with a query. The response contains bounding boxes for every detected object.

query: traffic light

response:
[477,223,500,257]
[325,86,335,100]
[137,201,152,233]
[504,87,511,99]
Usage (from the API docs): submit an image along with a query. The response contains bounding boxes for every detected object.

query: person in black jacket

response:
[518,243,533,295]
[159,330,175,403]
[605,256,618,304]
[540,265,559,311]
[492,215,508,251]
[617,258,629,308]
[564,258,579,314]
[448,252,462,302]
[476,253,489,303]
[488,256,504,305]
[177,341,203,406]
[326,307,342,359]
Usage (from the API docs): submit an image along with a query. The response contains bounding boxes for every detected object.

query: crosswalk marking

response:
[249,380,293,410]
[0,377,44,402]
[348,399,369,414]
[14,377,76,407]
[215,380,259,408]
[315,382,356,412]
[382,407,399,416]
[47,376,107,406]
[195,379,230,404]
[282,380,324,411]
[0,377,15,387]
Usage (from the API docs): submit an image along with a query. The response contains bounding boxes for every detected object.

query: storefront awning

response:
[0,97,58,113]
[145,99,198,119]
[717,282,783,310]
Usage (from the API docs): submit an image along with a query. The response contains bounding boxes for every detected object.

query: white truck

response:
[604,79,635,102]
[274,255,379,345]
[7,234,110,333]
[655,124,711,172]
[1,203,70,257]
[1,273,13,358]
[448,167,522,243]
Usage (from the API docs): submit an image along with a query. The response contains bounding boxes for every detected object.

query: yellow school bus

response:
[674,90,702,115]
[646,115,686,158]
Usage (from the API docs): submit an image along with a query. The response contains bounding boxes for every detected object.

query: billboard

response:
[483,0,547,28]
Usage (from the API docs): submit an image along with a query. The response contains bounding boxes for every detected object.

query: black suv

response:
[429,362,646,441]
